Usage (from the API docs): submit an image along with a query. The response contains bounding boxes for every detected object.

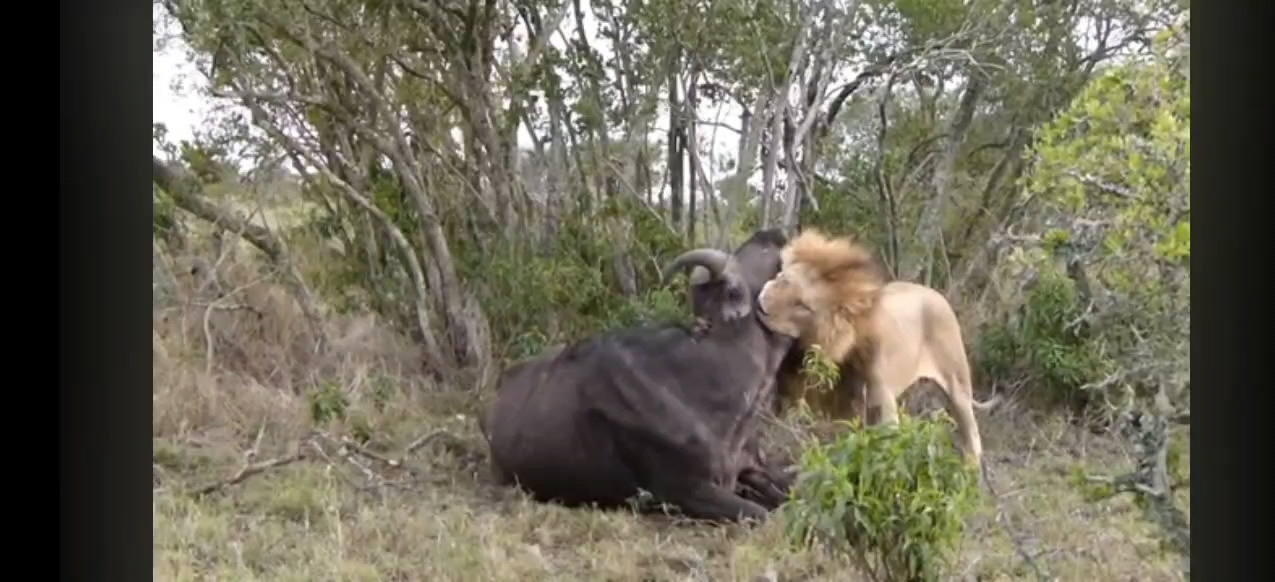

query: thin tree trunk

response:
[667,49,684,229]
[687,69,698,243]
[908,74,985,282]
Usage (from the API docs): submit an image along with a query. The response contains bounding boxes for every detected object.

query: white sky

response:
[153,6,210,157]
[153,49,205,157]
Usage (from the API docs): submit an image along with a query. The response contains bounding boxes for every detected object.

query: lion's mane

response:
[780,229,888,371]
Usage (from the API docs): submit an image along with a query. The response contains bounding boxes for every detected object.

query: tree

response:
[1005,12,1190,570]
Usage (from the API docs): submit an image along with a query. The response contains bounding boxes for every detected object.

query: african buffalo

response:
[479,231,798,522]
[687,231,809,417]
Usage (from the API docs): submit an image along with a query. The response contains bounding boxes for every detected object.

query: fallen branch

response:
[191,301,264,315]
[186,426,461,499]
[984,466,1051,582]
[192,451,308,497]
[341,437,404,468]
[335,430,454,485]
[1084,408,1190,573]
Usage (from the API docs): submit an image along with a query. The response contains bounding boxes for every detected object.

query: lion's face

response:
[757,265,820,339]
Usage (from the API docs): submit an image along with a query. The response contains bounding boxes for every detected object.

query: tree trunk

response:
[687,71,699,243]
[667,49,684,230]
[908,74,985,282]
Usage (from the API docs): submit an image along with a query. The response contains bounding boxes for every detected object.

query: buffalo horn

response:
[663,248,733,282]
[688,266,711,286]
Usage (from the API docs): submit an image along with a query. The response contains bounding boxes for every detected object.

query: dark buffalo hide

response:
[480,232,797,522]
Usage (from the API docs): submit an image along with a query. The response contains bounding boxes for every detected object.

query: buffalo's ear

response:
[718,273,753,322]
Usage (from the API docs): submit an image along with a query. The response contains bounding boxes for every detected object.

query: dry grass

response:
[153,242,1189,582]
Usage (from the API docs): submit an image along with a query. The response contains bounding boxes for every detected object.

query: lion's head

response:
[757,228,887,365]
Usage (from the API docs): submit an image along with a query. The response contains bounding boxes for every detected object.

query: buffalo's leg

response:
[741,453,797,509]
[735,468,775,508]
[735,479,770,508]
[737,465,792,510]
[667,483,770,523]
[767,462,797,492]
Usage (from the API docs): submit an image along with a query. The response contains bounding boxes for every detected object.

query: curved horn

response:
[662,248,732,282]
[688,266,711,286]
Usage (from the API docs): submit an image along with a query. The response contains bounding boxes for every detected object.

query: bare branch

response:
[152,157,327,346]
[193,450,308,497]
[1064,170,1136,198]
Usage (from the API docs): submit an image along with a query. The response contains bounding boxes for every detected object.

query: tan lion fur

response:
[775,229,886,369]
[759,228,999,466]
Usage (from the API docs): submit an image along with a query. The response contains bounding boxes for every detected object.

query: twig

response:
[246,424,266,462]
[192,451,307,497]
[338,442,388,487]
[337,431,454,486]
[1085,473,1162,497]
[310,431,416,488]
[307,438,373,491]
[202,300,216,375]
[202,272,276,374]
[982,465,1051,582]
[405,429,450,455]
[1064,170,1135,198]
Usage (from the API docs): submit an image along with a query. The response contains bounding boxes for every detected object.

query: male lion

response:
[756,229,1000,467]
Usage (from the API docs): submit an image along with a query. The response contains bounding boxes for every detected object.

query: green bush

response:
[973,269,1112,411]
[800,344,841,395]
[454,200,692,360]
[798,180,890,255]
[282,176,696,362]
[780,415,982,582]
[307,380,349,425]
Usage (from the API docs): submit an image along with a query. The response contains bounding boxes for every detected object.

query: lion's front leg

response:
[863,376,901,427]
[834,364,868,424]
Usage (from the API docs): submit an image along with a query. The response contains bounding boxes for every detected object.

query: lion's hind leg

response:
[937,373,984,467]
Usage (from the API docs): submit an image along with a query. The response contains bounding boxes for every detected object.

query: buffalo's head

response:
[665,229,789,329]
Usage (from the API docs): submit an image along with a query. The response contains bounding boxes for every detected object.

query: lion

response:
[756,228,1001,467]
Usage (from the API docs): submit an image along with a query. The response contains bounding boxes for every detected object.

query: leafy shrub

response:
[973,269,1112,411]
[800,344,841,394]
[454,200,692,360]
[307,380,349,425]
[461,243,693,360]
[781,415,982,582]
[603,286,691,331]
[798,180,891,258]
